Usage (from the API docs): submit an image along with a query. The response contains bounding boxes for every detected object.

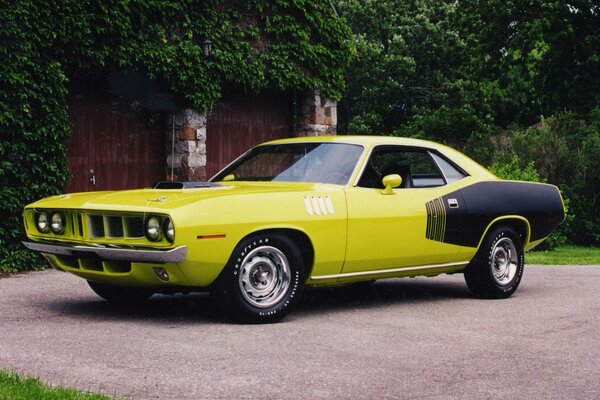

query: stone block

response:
[184,167,206,181]
[173,109,207,129]
[302,91,320,107]
[184,109,207,128]
[322,98,336,108]
[196,126,207,143]
[298,124,336,136]
[176,140,195,154]
[166,153,183,169]
[178,126,196,141]
[324,105,337,126]
[297,113,312,126]
[183,153,206,168]
[313,105,326,125]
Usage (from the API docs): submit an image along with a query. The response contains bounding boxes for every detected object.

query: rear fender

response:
[476,216,531,251]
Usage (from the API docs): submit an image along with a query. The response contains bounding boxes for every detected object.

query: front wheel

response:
[213,233,305,323]
[464,226,524,299]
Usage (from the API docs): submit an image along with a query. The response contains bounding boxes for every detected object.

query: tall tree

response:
[455,0,600,125]
[336,0,490,145]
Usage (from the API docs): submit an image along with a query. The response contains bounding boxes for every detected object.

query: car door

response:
[342,145,465,273]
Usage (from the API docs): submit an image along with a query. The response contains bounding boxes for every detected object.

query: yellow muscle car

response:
[22,136,565,323]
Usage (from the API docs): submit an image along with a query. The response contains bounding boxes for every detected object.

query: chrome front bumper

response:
[22,241,187,263]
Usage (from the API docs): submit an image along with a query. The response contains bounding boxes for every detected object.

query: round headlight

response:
[163,218,175,243]
[50,212,66,234]
[35,212,50,233]
[145,216,161,242]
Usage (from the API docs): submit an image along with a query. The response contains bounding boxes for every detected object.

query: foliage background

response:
[0,0,353,271]
[336,0,600,247]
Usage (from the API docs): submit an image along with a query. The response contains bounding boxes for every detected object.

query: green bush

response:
[489,156,543,183]
[488,155,566,251]
[571,124,600,244]
[483,110,600,246]
[511,113,576,184]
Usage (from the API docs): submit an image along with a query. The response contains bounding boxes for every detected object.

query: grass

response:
[526,245,600,265]
[0,370,113,400]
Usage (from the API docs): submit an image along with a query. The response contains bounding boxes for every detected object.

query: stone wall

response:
[296,90,337,136]
[165,109,207,181]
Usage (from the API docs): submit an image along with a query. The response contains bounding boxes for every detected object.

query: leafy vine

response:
[0,0,353,270]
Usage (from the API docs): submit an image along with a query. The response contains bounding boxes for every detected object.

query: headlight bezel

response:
[35,211,51,233]
[50,211,66,234]
[144,216,162,242]
[163,218,175,243]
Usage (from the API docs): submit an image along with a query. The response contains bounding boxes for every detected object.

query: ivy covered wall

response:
[0,0,353,271]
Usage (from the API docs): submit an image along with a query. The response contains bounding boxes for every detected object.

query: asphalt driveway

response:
[1,265,599,399]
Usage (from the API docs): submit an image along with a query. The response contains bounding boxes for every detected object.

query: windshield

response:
[211,142,364,185]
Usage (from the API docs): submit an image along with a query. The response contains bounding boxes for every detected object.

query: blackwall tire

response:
[213,233,305,324]
[464,226,524,299]
[87,281,154,304]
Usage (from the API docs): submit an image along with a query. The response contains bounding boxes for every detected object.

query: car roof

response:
[264,135,434,147]
[262,135,496,180]
[262,135,461,155]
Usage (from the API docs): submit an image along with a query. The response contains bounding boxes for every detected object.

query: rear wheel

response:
[464,226,524,299]
[213,233,305,323]
[87,281,154,304]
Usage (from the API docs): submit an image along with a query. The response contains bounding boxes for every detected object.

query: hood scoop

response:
[153,181,223,190]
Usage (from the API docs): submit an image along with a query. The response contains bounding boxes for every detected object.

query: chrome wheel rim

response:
[238,246,291,308]
[491,238,518,285]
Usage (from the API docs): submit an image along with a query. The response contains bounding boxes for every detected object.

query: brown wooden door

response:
[205,94,292,178]
[66,94,165,192]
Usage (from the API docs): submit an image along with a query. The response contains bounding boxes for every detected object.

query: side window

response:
[357,146,446,189]
[429,152,467,183]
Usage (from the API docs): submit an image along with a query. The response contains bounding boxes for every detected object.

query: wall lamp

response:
[201,39,212,57]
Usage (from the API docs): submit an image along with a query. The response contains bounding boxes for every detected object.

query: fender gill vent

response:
[304,196,335,216]
[425,197,446,242]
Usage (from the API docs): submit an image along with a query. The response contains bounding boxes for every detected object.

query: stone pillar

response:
[296,90,337,136]
[166,109,207,181]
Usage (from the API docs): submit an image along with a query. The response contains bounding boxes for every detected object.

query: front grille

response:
[27,208,159,245]
[106,216,124,237]
[88,215,105,237]
[87,214,145,239]
[77,214,84,236]
[124,217,145,238]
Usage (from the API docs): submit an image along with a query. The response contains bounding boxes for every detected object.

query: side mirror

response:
[381,174,402,195]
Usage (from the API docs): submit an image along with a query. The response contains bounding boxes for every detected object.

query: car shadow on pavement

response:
[296,278,472,315]
[37,292,225,324]
[36,277,472,323]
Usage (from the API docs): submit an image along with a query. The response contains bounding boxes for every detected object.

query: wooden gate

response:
[66,94,165,192]
[205,94,292,178]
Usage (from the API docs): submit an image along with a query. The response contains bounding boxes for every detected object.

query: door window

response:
[357,146,454,188]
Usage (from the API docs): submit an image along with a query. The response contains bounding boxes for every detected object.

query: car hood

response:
[26,182,337,213]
